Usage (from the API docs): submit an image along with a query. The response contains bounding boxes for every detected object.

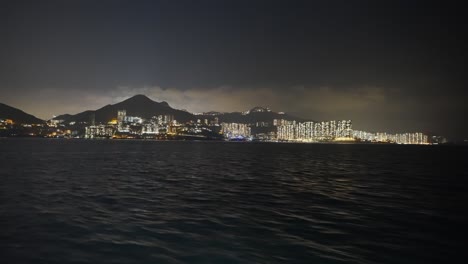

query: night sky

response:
[1,0,467,139]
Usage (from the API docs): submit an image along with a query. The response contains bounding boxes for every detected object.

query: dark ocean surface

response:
[1,138,467,263]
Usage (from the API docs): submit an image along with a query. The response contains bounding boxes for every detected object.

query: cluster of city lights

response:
[81,110,431,144]
[2,108,432,144]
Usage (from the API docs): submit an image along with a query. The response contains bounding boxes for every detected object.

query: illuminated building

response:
[108,119,118,125]
[353,130,430,144]
[85,125,115,138]
[117,110,126,131]
[221,123,251,139]
[277,120,353,142]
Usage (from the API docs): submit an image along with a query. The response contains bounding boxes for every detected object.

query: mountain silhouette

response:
[0,103,44,124]
[55,94,305,125]
[59,94,194,124]
[213,110,302,124]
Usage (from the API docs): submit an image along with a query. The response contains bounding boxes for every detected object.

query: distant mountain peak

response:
[52,94,304,125]
[132,94,151,99]
[248,106,271,113]
[122,94,153,103]
[121,94,170,107]
[57,94,193,124]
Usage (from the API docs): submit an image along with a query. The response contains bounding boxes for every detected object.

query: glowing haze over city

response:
[1,0,466,141]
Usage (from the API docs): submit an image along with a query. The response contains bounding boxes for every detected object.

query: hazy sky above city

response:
[1,0,467,138]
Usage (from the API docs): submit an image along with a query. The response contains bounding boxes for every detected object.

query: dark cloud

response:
[0,0,467,139]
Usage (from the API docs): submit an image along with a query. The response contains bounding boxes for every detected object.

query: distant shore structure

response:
[0,95,432,144]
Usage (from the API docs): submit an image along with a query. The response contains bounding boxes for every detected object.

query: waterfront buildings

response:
[80,109,431,144]
[353,130,429,144]
[85,125,114,139]
[221,122,251,140]
[276,120,352,142]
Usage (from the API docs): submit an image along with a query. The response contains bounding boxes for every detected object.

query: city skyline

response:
[1,1,467,139]
[1,94,435,144]
[0,94,435,135]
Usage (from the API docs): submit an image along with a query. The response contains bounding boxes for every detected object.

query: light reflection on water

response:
[1,139,467,263]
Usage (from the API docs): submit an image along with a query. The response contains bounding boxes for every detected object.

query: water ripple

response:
[1,139,467,263]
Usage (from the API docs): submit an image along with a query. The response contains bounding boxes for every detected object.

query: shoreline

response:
[0,136,444,145]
